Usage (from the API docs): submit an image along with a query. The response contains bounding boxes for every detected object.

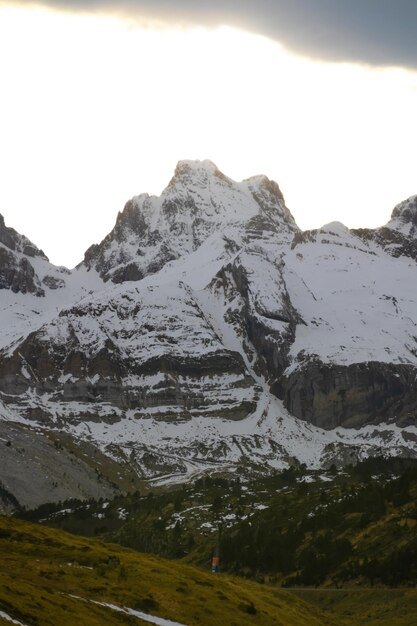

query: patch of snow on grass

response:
[0,610,29,626]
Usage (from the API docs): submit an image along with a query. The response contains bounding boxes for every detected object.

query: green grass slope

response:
[289,588,417,626]
[0,516,344,626]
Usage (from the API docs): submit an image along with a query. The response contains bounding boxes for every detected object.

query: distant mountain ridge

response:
[1,160,417,509]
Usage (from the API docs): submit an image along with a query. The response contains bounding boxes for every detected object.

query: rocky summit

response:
[1,160,417,509]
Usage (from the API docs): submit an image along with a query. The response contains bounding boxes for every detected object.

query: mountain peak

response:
[391,194,417,221]
[387,194,417,236]
[169,159,231,188]
[82,160,298,283]
[174,159,220,174]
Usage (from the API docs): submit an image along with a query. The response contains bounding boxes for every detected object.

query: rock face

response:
[1,162,417,502]
[0,247,44,296]
[280,361,417,430]
[0,214,48,259]
[0,282,257,423]
[0,214,49,296]
[277,219,417,428]
[353,195,417,262]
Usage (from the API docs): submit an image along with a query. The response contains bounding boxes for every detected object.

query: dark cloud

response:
[17,0,417,69]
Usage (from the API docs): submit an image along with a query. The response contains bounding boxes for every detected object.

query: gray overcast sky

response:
[19,0,417,69]
[1,0,417,266]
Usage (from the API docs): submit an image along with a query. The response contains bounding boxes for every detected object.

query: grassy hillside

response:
[6,459,417,625]
[0,515,343,626]
[289,588,417,626]
[21,458,417,588]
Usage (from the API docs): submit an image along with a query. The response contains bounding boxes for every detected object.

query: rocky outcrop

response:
[390,195,417,234]
[0,214,48,259]
[223,255,303,380]
[354,195,417,262]
[353,226,417,263]
[0,247,45,296]
[279,361,417,429]
[0,214,50,296]
[42,275,66,289]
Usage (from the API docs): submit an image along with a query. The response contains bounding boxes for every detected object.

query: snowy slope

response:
[284,222,417,369]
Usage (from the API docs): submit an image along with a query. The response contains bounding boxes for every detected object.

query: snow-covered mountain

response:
[1,161,417,509]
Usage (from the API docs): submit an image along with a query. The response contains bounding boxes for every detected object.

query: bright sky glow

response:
[0,5,416,267]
